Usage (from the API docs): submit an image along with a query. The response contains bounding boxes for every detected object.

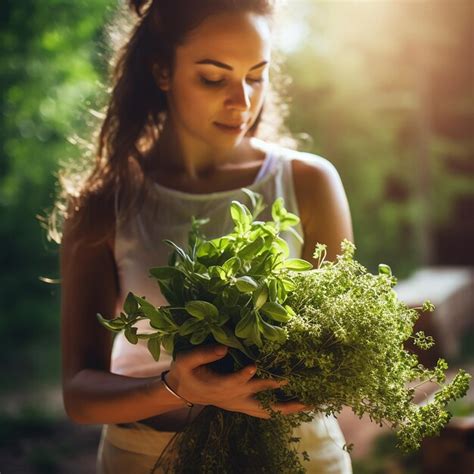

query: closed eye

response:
[200,76,264,87]
[200,77,225,87]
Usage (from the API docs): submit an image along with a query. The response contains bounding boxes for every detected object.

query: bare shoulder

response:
[62,188,116,252]
[285,150,354,262]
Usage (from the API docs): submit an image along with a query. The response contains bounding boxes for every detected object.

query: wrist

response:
[147,374,189,411]
[161,370,194,408]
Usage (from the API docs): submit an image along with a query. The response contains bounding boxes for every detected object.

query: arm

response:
[291,155,354,262]
[60,207,186,424]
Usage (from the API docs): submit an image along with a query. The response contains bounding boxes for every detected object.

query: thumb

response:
[176,345,228,371]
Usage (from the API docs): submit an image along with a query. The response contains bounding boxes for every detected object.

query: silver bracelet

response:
[161,370,194,408]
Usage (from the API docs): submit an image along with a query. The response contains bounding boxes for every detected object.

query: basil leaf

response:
[260,302,291,322]
[97,313,125,331]
[190,326,210,345]
[163,239,188,261]
[223,256,241,276]
[279,213,300,230]
[235,276,259,293]
[268,279,278,302]
[271,197,285,221]
[235,311,255,339]
[283,259,313,271]
[179,318,204,336]
[258,317,287,343]
[230,201,251,232]
[149,266,184,280]
[237,236,265,260]
[252,285,269,310]
[124,326,138,344]
[147,337,161,361]
[124,292,138,314]
[273,236,290,259]
[185,300,219,321]
[210,326,243,350]
[162,334,175,353]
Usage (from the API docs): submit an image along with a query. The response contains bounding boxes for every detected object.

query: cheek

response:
[250,86,266,116]
[174,83,219,120]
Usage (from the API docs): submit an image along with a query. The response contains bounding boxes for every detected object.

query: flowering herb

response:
[98,189,470,472]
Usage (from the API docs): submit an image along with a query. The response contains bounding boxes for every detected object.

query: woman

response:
[53,0,354,472]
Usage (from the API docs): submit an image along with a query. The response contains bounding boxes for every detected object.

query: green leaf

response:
[279,212,300,230]
[283,258,313,271]
[154,309,178,330]
[276,279,287,301]
[196,241,218,259]
[147,337,161,361]
[135,295,156,313]
[268,279,278,302]
[210,326,243,349]
[271,197,285,221]
[258,317,287,343]
[209,266,227,281]
[179,318,204,336]
[149,266,184,280]
[185,300,219,321]
[260,302,291,322]
[162,334,175,353]
[235,276,259,293]
[222,287,239,307]
[242,188,266,219]
[96,313,125,331]
[378,264,392,276]
[235,311,256,339]
[124,292,139,314]
[252,284,268,310]
[124,326,138,344]
[272,237,290,259]
[190,326,210,345]
[163,239,188,261]
[222,256,241,276]
[237,236,265,260]
[230,201,252,228]
[281,277,296,292]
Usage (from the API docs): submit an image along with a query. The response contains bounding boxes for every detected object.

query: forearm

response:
[63,368,185,424]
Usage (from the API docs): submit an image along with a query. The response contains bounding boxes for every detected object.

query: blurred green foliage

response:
[0,0,472,392]
[0,0,114,390]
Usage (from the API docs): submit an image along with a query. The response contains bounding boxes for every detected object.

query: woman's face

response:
[157,10,272,153]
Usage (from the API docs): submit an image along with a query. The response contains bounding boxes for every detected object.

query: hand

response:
[165,345,310,419]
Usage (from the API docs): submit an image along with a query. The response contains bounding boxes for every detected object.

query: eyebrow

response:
[195,59,268,71]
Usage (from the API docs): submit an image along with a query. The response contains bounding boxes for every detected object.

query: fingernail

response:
[215,346,227,355]
[248,367,256,375]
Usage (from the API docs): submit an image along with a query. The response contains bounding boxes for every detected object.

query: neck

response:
[149,122,252,182]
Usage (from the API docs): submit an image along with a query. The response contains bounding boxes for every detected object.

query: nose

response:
[225,80,251,112]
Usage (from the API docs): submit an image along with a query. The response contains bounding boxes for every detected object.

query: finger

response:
[237,399,272,419]
[219,364,257,386]
[176,345,228,371]
[271,401,309,416]
[247,378,288,394]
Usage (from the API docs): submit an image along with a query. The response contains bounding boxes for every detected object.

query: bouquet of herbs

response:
[98,189,470,473]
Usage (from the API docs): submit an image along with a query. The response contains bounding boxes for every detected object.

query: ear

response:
[152,63,170,91]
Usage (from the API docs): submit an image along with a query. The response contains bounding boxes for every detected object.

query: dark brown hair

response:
[47,0,293,245]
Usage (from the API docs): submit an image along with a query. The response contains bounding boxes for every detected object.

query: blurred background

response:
[1,0,472,472]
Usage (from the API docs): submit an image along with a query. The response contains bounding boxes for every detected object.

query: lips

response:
[213,121,247,134]
[214,122,245,130]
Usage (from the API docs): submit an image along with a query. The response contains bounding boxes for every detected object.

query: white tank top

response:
[111,138,306,376]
